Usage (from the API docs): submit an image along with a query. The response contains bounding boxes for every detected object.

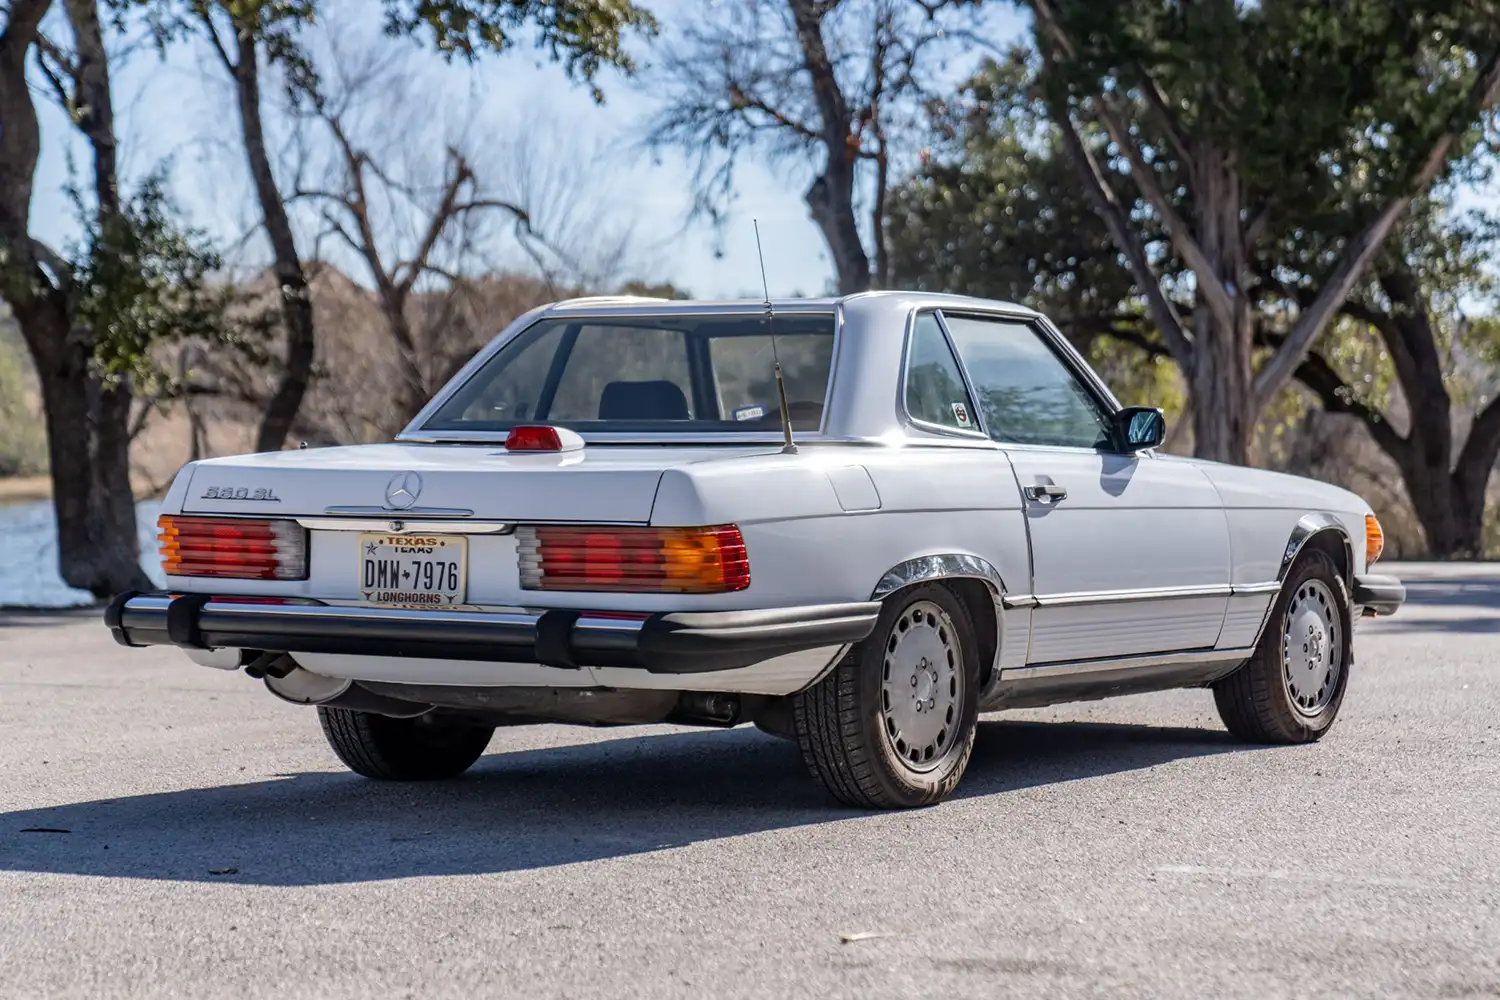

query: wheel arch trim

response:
[868,553,1021,697]
[1279,513,1355,585]
[870,553,1014,603]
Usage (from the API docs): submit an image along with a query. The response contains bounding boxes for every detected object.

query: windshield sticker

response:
[951,402,972,427]
[733,404,766,422]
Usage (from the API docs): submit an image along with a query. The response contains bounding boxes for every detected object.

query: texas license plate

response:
[358,533,468,607]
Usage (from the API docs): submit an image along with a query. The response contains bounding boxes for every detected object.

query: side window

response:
[546,325,693,421]
[904,313,979,432]
[941,314,1112,449]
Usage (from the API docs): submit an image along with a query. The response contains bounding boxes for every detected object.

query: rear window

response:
[422,313,837,433]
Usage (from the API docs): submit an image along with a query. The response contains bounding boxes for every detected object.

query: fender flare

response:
[869,552,1013,602]
[1279,512,1355,586]
[869,553,1021,696]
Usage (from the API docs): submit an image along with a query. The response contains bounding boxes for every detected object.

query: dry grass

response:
[0,475,51,503]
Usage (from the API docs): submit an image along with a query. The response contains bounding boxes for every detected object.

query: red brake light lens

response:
[505,425,564,452]
[517,525,750,593]
[158,515,308,580]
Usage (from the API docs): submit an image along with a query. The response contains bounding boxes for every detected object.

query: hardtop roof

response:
[538,290,1034,319]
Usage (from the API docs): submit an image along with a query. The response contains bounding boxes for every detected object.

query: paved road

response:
[1,563,1496,999]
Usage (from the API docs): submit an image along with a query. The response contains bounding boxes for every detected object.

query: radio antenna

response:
[754,219,797,455]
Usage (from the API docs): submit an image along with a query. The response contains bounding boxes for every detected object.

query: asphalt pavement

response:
[1,562,1497,999]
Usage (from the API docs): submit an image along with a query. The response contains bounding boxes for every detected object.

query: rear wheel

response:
[318,708,494,780]
[793,583,981,808]
[1213,548,1351,744]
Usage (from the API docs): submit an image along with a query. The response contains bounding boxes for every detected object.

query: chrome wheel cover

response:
[880,600,964,773]
[1282,578,1343,718]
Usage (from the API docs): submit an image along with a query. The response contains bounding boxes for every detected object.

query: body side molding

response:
[985,646,1254,710]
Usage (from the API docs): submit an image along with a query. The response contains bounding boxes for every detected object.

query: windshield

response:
[422,313,837,434]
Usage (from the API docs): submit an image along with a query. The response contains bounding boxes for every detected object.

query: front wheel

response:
[1213,548,1352,744]
[793,583,981,808]
[318,708,494,780]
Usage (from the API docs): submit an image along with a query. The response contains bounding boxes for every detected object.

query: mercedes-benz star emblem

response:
[384,471,423,510]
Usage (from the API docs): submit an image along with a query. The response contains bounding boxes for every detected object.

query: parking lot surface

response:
[1,563,1497,999]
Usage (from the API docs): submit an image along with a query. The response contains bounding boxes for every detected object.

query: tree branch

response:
[1242,199,1273,253]
[1040,56,1193,366]
[29,237,71,287]
[1033,0,1236,334]
[1275,336,1411,461]
[394,149,473,296]
[1454,393,1500,498]
[32,43,72,109]
[728,86,821,143]
[1133,61,1193,174]
[1253,48,1500,409]
[195,9,235,73]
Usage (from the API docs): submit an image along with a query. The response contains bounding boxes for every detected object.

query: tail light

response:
[158,515,308,580]
[1365,513,1384,565]
[517,525,750,593]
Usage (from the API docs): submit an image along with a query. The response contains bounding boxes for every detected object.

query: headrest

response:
[597,380,691,420]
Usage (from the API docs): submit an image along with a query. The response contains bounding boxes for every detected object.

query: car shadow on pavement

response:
[0,718,1249,887]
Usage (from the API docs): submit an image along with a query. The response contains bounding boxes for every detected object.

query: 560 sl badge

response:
[200,485,281,502]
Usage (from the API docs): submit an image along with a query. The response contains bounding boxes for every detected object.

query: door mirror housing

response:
[1112,406,1166,452]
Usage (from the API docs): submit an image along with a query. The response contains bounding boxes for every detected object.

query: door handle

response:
[1023,484,1068,504]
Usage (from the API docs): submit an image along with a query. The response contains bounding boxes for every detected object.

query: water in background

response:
[0,499,166,607]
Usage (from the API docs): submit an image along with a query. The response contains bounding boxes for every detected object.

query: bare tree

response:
[184,2,319,454]
[645,0,976,294]
[284,40,614,426]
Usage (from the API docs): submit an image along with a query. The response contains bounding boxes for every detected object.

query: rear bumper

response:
[104,592,880,675]
[1352,573,1405,616]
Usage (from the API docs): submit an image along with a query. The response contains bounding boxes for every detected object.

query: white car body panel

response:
[123,291,1394,713]
[1007,447,1230,662]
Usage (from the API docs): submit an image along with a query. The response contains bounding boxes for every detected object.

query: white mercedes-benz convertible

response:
[107,293,1404,808]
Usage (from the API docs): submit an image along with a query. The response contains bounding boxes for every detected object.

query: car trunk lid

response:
[180,443,776,523]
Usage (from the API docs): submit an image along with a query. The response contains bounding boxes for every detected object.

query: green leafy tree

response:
[1269,198,1500,557]
[888,51,1500,556]
[1028,0,1500,465]
[0,0,248,595]
[886,52,1189,432]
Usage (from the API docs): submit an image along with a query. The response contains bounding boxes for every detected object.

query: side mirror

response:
[1112,406,1165,452]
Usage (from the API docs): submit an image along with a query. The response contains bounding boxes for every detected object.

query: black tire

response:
[1213,548,1351,744]
[318,708,494,780]
[792,583,981,808]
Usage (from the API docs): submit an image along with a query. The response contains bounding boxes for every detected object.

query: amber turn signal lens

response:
[517,524,750,593]
[1365,513,1384,566]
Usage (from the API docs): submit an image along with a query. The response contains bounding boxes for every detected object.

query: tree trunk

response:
[1297,264,1499,558]
[229,24,316,454]
[1398,460,1472,557]
[1188,308,1256,464]
[788,0,871,295]
[1186,147,1256,465]
[0,0,149,598]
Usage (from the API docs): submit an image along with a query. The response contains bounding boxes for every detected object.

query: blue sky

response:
[28,2,1490,301]
[28,0,1028,300]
